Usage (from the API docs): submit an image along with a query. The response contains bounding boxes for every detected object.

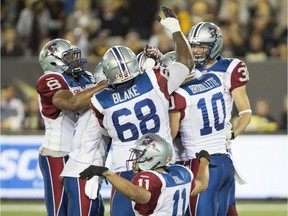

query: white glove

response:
[225,128,235,141]
[156,6,181,34]
[160,17,181,33]
[142,58,156,70]
[85,176,100,199]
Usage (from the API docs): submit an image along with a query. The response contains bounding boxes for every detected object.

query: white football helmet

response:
[93,62,107,84]
[102,46,140,86]
[161,51,176,67]
[39,38,87,76]
[188,22,223,66]
[126,133,172,171]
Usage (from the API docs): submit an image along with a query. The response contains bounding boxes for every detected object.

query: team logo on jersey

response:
[141,136,160,152]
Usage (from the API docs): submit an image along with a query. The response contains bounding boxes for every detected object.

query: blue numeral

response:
[112,99,160,142]
[173,189,187,215]
[197,92,226,136]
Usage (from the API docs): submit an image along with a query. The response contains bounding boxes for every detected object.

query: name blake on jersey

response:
[188,77,220,94]
[112,85,140,104]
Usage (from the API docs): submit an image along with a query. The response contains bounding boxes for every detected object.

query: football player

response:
[79,134,210,215]
[89,5,194,216]
[185,22,251,216]
[36,38,107,216]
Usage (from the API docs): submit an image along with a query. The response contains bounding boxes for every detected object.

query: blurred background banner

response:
[0,135,113,199]
[0,136,44,198]
[1,134,287,200]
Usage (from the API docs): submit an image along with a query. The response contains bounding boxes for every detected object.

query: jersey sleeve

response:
[169,91,187,120]
[36,73,70,119]
[90,101,105,129]
[153,67,170,100]
[152,62,189,99]
[229,60,249,92]
[132,171,163,215]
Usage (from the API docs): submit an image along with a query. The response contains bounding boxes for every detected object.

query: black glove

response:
[196,150,217,168]
[79,165,109,180]
[155,5,178,22]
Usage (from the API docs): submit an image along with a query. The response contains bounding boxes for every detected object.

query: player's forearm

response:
[233,112,251,137]
[54,81,107,112]
[173,32,194,71]
[191,158,209,196]
[104,171,150,204]
[70,81,107,111]
[169,111,181,139]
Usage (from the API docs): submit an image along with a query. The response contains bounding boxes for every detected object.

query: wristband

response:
[239,109,252,116]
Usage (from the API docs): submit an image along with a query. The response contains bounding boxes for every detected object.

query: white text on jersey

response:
[112,85,140,104]
[188,77,220,94]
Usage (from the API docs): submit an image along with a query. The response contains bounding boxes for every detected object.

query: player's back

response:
[172,73,227,157]
[91,71,172,172]
[133,165,192,216]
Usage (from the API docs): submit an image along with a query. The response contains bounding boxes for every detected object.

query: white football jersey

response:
[36,71,95,153]
[132,165,193,216]
[91,64,189,172]
[170,73,227,159]
[195,57,249,129]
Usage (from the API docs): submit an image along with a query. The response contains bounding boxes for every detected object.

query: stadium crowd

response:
[1,0,287,61]
[1,0,287,132]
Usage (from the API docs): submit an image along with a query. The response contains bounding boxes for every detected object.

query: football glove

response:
[225,129,235,141]
[79,165,109,180]
[196,150,217,168]
[155,5,181,33]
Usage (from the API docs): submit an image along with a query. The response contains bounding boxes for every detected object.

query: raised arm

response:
[156,6,194,71]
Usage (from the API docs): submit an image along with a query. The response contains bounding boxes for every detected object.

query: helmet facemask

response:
[39,38,87,77]
[190,43,213,67]
[61,47,87,77]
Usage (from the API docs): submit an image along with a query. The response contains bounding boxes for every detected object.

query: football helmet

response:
[126,133,172,171]
[102,46,140,86]
[137,51,157,71]
[161,51,176,67]
[93,62,107,84]
[39,38,87,76]
[188,22,223,66]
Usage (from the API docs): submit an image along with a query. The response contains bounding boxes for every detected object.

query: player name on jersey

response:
[188,76,221,94]
[112,85,140,104]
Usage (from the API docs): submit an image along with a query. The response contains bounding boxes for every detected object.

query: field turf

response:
[1,199,287,216]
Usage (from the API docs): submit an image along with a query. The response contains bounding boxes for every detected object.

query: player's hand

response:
[79,165,109,180]
[155,5,181,33]
[196,150,217,168]
[225,129,235,141]
[144,45,163,61]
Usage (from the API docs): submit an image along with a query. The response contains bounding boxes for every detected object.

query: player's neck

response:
[155,167,166,173]
[203,59,217,69]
